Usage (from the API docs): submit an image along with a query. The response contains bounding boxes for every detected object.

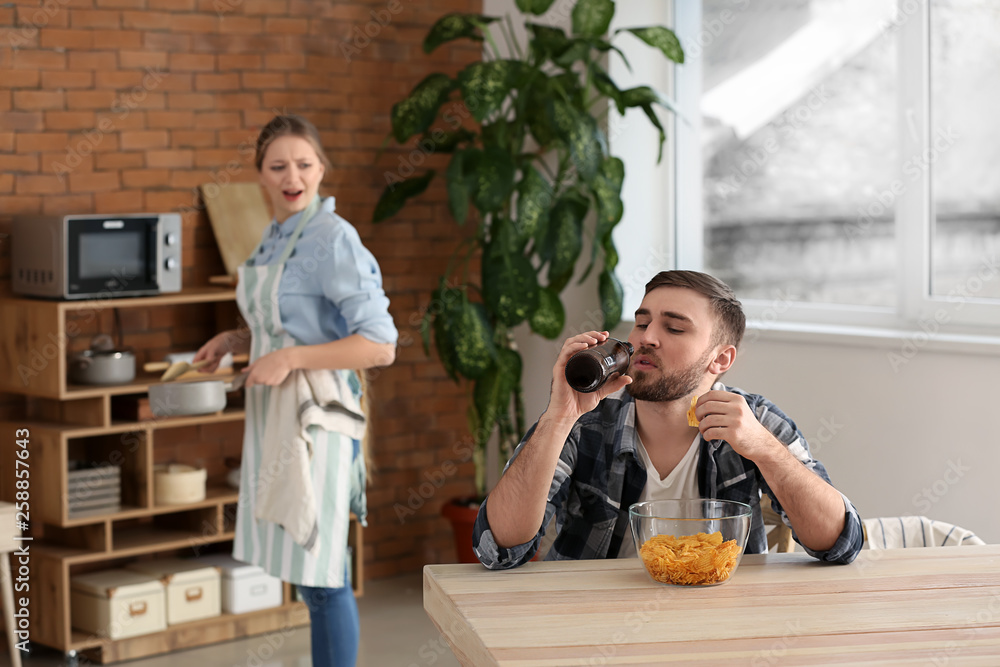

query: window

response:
[659,0,1000,333]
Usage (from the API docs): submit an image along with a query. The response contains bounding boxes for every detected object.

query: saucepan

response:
[147,373,246,418]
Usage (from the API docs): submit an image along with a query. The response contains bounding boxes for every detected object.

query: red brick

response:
[167,93,215,110]
[68,52,118,70]
[194,73,240,92]
[0,173,12,193]
[150,0,194,8]
[9,50,65,71]
[171,13,219,33]
[217,53,261,70]
[14,90,66,111]
[41,71,95,89]
[214,93,261,111]
[1,195,43,214]
[0,112,43,132]
[15,133,71,153]
[118,50,169,70]
[70,9,122,29]
[14,5,68,28]
[168,53,216,71]
[44,110,97,130]
[94,70,146,88]
[241,72,286,89]
[122,169,171,188]
[40,29,95,49]
[119,130,168,150]
[42,194,96,215]
[144,32,191,51]
[217,16,262,34]
[95,152,144,169]
[90,29,143,49]
[146,150,194,168]
[146,190,194,211]
[120,10,171,29]
[68,171,120,193]
[94,189,145,213]
[240,0,285,15]
[145,111,194,129]
[96,0,145,8]
[171,130,216,148]
[264,17,307,34]
[194,149,242,167]
[65,90,115,110]
[16,174,66,195]
[171,170,216,189]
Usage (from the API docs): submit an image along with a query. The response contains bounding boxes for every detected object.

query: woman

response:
[194,114,397,666]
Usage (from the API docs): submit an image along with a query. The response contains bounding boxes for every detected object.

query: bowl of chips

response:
[629,499,752,586]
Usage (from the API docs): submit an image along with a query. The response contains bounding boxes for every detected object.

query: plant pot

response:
[441,497,482,564]
[441,497,541,564]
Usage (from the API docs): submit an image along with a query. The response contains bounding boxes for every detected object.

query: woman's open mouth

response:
[282,190,303,202]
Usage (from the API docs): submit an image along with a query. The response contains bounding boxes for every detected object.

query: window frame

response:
[667,0,1000,337]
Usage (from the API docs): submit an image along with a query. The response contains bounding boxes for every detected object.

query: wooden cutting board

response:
[201,182,272,277]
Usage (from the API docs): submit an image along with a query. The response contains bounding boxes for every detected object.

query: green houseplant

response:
[374,0,684,548]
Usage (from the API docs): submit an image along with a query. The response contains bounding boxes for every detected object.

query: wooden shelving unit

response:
[0,289,363,664]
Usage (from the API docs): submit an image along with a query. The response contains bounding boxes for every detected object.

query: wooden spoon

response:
[143,353,250,381]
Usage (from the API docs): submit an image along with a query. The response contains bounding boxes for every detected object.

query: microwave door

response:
[66,217,160,297]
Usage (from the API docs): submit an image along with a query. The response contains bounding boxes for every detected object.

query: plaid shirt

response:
[473,383,863,569]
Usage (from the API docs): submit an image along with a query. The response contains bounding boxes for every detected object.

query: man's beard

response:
[626,346,712,403]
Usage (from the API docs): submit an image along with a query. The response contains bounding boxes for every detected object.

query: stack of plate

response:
[67,463,121,518]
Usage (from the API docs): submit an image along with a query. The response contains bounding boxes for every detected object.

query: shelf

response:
[69,601,309,659]
[2,286,237,312]
[63,487,239,527]
[66,371,245,400]
[11,408,245,437]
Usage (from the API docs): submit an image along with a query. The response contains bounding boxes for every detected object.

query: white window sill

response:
[744,320,1000,358]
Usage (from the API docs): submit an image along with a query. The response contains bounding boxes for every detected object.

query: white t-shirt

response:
[617,434,701,558]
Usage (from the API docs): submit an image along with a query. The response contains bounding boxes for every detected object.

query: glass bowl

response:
[629,499,752,586]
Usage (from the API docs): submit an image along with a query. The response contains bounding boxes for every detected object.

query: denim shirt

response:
[251,196,398,346]
[473,383,864,569]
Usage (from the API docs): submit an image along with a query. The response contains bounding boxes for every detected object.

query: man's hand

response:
[546,331,632,426]
[694,390,778,461]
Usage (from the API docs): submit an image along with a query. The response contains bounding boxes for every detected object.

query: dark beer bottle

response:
[564,338,634,393]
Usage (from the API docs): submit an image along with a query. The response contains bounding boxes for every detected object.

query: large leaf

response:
[446,150,471,224]
[621,85,680,115]
[473,348,522,447]
[527,23,570,62]
[529,287,565,339]
[590,63,625,115]
[592,156,624,232]
[465,147,516,214]
[372,170,436,223]
[481,118,512,152]
[516,0,558,15]
[526,83,559,147]
[514,166,553,247]
[551,99,603,182]
[423,127,476,154]
[434,287,496,380]
[553,39,591,68]
[599,269,624,330]
[572,0,615,38]
[424,13,499,54]
[390,74,453,144]
[617,26,684,63]
[483,245,540,327]
[541,196,587,290]
[457,60,522,123]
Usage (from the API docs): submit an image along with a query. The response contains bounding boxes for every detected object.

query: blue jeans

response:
[298,583,359,666]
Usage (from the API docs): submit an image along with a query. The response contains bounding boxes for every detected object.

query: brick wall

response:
[0,0,483,579]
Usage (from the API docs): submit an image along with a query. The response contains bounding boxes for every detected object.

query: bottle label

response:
[604,355,614,367]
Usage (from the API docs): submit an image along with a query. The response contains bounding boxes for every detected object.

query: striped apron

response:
[232,197,356,588]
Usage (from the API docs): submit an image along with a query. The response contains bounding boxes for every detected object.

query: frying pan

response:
[147,373,246,418]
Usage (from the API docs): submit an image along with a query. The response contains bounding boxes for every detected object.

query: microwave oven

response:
[12,213,182,300]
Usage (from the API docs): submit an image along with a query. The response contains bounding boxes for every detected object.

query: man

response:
[474,270,863,568]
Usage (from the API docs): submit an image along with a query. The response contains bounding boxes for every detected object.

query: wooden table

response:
[424,545,1000,665]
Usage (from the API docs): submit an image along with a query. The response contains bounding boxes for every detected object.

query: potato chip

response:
[687,395,700,427]
[638,531,741,585]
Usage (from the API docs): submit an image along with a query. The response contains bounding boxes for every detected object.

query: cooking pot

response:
[147,374,246,418]
[69,348,136,385]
